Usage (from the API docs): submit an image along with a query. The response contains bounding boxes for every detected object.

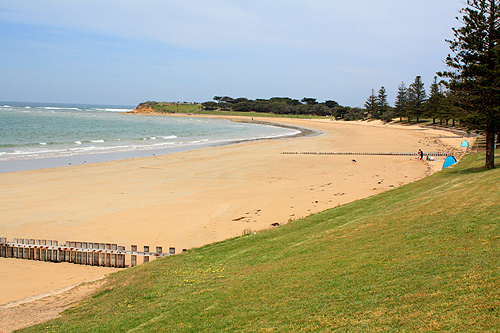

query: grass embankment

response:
[23,152,500,332]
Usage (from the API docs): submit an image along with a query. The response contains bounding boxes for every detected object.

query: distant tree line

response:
[363,75,464,125]
[201,96,364,119]
[365,0,500,171]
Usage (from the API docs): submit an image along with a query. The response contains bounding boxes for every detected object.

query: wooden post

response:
[131,245,137,267]
[12,239,18,258]
[111,244,117,267]
[70,242,77,263]
[82,242,88,265]
[93,243,99,266]
[58,248,65,262]
[99,243,105,266]
[118,246,125,268]
[105,243,111,267]
[0,237,6,257]
[143,246,150,264]
[29,239,35,260]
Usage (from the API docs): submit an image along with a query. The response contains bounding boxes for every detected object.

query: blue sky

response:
[1,1,461,107]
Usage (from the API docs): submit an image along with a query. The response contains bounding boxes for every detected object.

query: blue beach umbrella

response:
[461,140,469,147]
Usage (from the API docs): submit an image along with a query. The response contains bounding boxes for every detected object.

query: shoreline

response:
[0,115,317,174]
[0,117,472,308]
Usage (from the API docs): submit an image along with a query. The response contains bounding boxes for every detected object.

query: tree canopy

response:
[438,0,500,170]
[200,96,351,118]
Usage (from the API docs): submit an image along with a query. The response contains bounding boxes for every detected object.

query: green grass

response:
[149,103,328,119]
[21,152,500,332]
[150,104,201,114]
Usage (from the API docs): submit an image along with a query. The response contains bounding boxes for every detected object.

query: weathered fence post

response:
[118,246,125,268]
[143,246,150,264]
[111,244,117,267]
[131,245,137,267]
[1,237,170,268]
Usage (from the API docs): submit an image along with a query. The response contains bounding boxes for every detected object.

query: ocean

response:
[0,102,300,172]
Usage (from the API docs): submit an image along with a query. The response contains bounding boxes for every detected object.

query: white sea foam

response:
[160,135,177,139]
[44,107,80,111]
[103,108,132,112]
[91,139,104,143]
[190,139,210,144]
[39,142,47,145]
[74,141,82,144]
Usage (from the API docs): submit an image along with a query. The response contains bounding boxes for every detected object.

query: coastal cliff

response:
[128,102,158,114]
[129,101,200,115]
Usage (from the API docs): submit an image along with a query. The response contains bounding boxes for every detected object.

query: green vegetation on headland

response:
[135,98,355,118]
[22,150,500,332]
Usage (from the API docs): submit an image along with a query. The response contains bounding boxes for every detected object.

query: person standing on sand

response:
[418,149,424,161]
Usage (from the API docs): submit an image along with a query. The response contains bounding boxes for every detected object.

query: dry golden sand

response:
[0,118,472,330]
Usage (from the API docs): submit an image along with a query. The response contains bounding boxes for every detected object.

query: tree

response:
[426,76,445,124]
[364,89,378,118]
[376,86,389,118]
[408,76,427,122]
[301,97,318,105]
[394,82,409,121]
[202,101,218,110]
[440,89,463,126]
[325,100,339,108]
[438,0,500,170]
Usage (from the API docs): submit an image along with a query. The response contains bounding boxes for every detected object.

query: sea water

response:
[0,102,300,172]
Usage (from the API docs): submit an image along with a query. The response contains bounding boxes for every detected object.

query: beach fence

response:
[0,237,176,268]
[281,151,456,156]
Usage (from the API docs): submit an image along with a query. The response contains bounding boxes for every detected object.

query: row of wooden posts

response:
[281,151,456,156]
[0,237,176,268]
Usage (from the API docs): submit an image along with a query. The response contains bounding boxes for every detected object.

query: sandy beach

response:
[0,117,471,308]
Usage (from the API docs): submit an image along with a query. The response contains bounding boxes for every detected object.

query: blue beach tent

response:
[442,156,457,169]
[461,140,469,147]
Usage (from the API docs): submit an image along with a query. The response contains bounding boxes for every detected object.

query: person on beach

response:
[418,149,423,161]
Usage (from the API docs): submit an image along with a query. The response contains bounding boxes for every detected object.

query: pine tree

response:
[364,89,378,118]
[426,76,444,124]
[438,0,500,170]
[408,76,427,122]
[394,82,409,122]
[376,86,389,118]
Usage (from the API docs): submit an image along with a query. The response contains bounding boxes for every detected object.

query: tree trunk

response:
[408,117,411,123]
[485,121,495,170]
[452,119,456,126]
[433,118,436,124]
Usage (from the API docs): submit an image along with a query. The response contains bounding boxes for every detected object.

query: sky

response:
[0,1,463,107]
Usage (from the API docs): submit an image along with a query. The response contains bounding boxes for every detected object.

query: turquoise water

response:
[0,102,299,171]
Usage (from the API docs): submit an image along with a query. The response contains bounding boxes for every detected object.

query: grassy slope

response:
[22,152,500,332]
